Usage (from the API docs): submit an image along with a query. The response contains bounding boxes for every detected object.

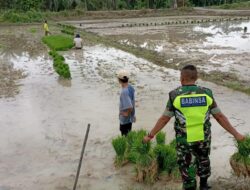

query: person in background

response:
[117,70,136,136]
[143,65,245,190]
[43,20,51,36]
[73,34,83,49]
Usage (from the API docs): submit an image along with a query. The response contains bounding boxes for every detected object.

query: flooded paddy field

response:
[71,16,250,89]
[0,20,250,190]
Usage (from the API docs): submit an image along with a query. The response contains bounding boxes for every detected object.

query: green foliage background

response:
[1,0,250,12]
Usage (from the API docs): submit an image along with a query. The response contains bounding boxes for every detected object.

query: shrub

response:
[156,131,166,145]
[2,10,43,23]
[42,35,74,51]
[112,136,127,167]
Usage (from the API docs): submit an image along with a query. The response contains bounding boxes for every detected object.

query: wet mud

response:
[71,17,250,92]
[0,22,250,190]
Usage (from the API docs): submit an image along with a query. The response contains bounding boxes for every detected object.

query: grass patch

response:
[42,35,74,51]
[29,28,37,34]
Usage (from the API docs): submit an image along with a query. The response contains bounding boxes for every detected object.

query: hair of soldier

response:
[181,65,198,81]
[119,76,129,83]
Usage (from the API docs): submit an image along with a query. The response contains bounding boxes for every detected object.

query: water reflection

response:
[194,21,250,53]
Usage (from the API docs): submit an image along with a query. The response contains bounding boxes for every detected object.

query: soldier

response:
[143,65,245,190]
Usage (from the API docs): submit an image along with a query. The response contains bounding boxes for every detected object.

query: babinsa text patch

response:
[181,96,207,107]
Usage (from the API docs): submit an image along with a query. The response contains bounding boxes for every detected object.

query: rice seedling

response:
[48,50,71,79]
[127,151,139,164]
[170,139,177,148]
[156,131,166,145]
[230,135,250,177]
[237,135,250,157]
[154,144,177,174]
[42,35,74,51]
[170,167,182,181]
[112,136,127,167]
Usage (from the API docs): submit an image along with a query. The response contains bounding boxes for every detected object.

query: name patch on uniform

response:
[180,96,207,107]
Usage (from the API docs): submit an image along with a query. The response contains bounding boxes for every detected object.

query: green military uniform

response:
[163,85,221,189]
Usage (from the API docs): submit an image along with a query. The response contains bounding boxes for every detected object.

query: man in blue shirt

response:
[117,70,135,136]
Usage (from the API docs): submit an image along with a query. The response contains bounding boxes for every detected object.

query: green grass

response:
[2,10,43,23]
[42,35,74,51]
[215,1,250,9]
[29,28,37,34]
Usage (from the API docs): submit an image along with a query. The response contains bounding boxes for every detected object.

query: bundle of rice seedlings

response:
[170,139,177,148]
[112,136,127,167]
[170,167,182,182]
[154,144,178,175]
[135,157,158,184]
[230,153,248,177]
[230,136,250,177]
[156,131,166,145]
[237,135,250,157]
[134,138,158,183]
[126,131,137,151]
[127,151,139,164]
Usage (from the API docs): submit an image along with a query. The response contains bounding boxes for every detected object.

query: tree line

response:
[0,0,249,11]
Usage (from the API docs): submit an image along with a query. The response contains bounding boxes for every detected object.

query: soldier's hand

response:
[143,136,152,143]
[235,133,245,141]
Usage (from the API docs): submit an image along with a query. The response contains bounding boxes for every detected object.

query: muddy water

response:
[0,24,250,190]
[77,18,250,84]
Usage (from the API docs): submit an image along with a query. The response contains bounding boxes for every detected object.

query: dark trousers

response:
[120,123,132,136]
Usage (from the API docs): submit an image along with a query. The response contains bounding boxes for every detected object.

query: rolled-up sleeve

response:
[163,99,175,118]
[210,99,221,115]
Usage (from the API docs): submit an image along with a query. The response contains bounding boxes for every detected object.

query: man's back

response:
[74,38,82,49]
[167,85,219,143]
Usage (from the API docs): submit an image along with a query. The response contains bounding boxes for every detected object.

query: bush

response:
[42,35,74,51]
[2,10,43,23]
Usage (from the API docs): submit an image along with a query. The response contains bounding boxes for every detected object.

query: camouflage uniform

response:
[163,85,221,189]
